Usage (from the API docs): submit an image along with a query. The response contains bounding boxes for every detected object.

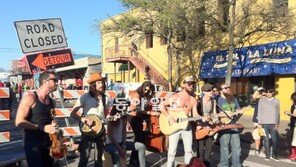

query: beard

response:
[185,87,194,95]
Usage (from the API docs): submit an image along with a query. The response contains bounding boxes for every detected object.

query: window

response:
[146,33,153,49]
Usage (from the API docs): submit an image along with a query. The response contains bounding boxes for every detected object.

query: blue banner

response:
[200,39,296,78]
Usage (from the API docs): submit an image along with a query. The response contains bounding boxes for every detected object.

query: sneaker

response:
[254,150,260,155]
[271,156,279,161]
[265,157,270,161]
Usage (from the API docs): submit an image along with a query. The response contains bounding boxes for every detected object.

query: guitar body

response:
[220,111,234,124]
[80,114,104,137]
[220,109,244,125]
[159,111,189,135]
[195,124,244,140]
[195,127,211,140]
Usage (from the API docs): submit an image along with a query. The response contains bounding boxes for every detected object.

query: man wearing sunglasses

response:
[195,83,217,167]
[217,84,242,167]
[258,88,280,161]
[15,71,58,167]
[160,76,199,167]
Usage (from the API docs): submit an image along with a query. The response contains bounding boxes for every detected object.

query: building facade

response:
[101,0,296,120]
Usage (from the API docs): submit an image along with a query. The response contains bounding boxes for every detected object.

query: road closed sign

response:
[14,18,68,53]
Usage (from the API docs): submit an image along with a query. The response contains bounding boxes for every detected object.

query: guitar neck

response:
[178,117,201,123]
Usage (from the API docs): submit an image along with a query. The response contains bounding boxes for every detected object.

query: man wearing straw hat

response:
[71,72,109,167]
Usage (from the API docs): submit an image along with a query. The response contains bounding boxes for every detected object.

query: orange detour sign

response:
[0,88,10,98]
[25,48,74,73]
[0,132,10,143]
[0,110,10,121]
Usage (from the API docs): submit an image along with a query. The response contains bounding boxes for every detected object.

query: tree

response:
[100,0,209,90]
[99,0,296,88]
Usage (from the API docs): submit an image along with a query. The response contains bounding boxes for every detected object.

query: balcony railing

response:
[105,45,132,62]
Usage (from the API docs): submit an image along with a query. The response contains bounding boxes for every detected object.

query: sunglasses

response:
[47,78,58,82]
[186,82,195,86]
[222,86,230,90]
[205,89,213,92]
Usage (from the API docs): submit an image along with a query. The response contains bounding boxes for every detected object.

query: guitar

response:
[220,109,245,124]
[195,124,244,140]
[80,111,126,137]
[159,111,203,135]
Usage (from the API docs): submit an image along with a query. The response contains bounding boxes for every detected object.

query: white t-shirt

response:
[74,92,111,118]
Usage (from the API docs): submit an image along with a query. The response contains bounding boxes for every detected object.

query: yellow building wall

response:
[101,23,169,83]
[275,76,294,121]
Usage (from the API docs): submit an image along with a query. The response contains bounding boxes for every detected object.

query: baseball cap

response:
[201,83,214,92]
[183,76,195,83]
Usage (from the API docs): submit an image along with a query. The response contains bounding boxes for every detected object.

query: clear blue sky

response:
[0,0,126,70]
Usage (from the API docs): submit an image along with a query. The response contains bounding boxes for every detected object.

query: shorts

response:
[252,128,265,140]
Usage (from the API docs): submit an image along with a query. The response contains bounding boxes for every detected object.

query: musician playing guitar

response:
[70,72,110,167]
[160,76,200,167]
[195,83,217,167]
[216,84,242,167]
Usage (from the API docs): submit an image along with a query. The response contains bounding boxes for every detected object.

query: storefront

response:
[200,39,296,120]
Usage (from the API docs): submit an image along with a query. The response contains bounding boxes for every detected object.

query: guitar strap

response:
[215,99,232,119]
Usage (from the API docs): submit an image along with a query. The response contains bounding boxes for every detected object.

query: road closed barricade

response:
[0,88,10,144]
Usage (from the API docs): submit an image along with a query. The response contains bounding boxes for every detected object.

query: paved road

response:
[2,111,296,166]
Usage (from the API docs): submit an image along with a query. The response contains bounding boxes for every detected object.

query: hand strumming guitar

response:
[81,117,93,126]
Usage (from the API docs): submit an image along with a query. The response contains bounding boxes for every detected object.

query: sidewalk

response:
[238,115,291,158]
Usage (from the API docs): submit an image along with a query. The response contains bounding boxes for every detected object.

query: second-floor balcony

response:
[105,45,134,62]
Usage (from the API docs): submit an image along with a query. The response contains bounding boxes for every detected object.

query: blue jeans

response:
[106,143,122,167]
[262,124,278,158]
[219,131,241,167]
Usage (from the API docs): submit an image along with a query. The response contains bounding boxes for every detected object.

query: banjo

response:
[80,112,126,137]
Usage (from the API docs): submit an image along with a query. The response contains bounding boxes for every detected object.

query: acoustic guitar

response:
[195,124,244,140]
[220,109,245,124]
[80,112,126,137]
[159,111,202,135]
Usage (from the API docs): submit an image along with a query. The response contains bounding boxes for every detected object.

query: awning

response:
[200,39,296,78]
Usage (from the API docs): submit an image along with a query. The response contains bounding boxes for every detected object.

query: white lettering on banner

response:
[232,68,261,76]
[14,18,68,53]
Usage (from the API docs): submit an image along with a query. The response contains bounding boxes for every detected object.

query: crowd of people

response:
[12,71,296,167]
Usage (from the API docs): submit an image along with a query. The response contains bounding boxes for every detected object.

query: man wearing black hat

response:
[71,72,109,167]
